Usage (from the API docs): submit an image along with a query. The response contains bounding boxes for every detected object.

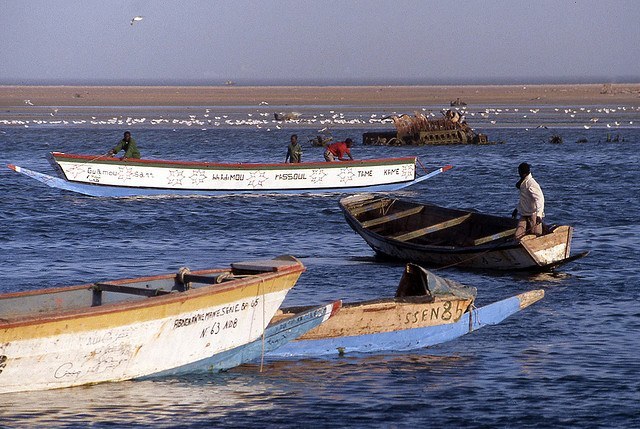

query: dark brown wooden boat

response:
[339,194,588,271]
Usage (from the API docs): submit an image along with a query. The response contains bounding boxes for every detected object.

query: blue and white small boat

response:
[7,152,451,197]
[269,264,544,357]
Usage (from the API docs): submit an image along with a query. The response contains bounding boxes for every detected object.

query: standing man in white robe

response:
[512,162,545,239]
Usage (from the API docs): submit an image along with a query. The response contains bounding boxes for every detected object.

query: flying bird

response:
[130,16,144,25]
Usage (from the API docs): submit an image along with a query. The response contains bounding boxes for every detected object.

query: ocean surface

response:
[1,104,639,428]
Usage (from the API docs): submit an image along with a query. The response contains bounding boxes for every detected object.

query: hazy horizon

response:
[2,76,639,87]
[2,0,638,86]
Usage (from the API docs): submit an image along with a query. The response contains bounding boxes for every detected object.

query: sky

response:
[1,0,639,85]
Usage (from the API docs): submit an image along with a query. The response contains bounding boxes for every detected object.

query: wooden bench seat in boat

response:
[92,282,173,299]
[360,206,423,228]
[349,199,392,216]
[471,228,517,246]
[389,214,471,242]
[90,272,226,306]
[89,259,291,307]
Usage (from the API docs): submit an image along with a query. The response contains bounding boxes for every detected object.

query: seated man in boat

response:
[512,162,545,239]
[108,131,141,160]
[324,139,354,162]
[284,134,302,163]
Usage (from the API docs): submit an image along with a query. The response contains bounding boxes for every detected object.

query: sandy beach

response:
[1,83,639,108]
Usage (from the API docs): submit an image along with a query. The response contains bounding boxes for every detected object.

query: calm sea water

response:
[1,104,639,428]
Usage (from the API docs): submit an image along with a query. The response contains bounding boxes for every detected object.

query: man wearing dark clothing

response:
[109,131,141,159]
[285,134,302,163]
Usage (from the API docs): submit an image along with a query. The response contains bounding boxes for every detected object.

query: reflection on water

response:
[513,270,573,283]
[243,352,471,379]
[1,375,276,427]
[1,353,470,428]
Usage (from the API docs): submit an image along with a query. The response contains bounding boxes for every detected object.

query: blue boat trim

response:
[269,294,528,358]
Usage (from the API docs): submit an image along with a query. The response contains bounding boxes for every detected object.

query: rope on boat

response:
[381,199,397,216]
[416,158,429,175]
[176,267,191,290]
[215,272,232,283]
[215,272,253,283]
[468,302,477,332]
[432,248,496,271]
[432,235,518,271]
[259,278,266,373]
[79,153,111,165]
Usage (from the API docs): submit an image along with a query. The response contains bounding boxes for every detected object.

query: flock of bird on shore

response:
[3,102,637,135]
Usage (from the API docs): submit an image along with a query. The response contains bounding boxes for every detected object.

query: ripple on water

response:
[0,125,639,427]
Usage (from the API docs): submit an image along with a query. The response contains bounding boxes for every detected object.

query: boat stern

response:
[520,225,575,267]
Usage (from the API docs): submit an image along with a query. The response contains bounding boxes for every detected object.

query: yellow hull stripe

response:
[0,272,301,342]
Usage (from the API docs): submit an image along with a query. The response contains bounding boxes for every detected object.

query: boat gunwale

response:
[0,261,305,329]
[274,294,476,339]
[52,152,418,170]
[277,292,469,317]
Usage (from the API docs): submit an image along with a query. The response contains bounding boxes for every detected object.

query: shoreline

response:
[1,83,639,108]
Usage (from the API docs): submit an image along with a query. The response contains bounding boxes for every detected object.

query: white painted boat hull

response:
[53,155,417,191]
[0,291,286,393]
[0,257,305,393]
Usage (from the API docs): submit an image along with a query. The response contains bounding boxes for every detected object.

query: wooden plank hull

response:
[269,290,544,357]
[5,153,451,197]
[0,256,305,394]
[356,228,574,269]
[339,194,586,271]
[292,296,474,340]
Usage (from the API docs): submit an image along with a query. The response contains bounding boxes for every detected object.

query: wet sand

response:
[1,83,639,108]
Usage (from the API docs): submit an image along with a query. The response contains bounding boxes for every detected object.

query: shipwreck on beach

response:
[363,109,490,146]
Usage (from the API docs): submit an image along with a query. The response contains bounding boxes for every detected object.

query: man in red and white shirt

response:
[324,139,354,162]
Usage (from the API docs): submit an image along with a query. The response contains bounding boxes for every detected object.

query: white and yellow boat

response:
[0,256,336,394]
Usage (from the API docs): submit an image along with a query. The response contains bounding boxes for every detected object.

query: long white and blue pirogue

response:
[7,152,452,197]
[269,264,544,358]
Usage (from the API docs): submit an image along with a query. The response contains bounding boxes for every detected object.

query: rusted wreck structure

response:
[363,109,489,146]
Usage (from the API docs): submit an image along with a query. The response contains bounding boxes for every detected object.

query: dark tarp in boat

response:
[395,263,477,301]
